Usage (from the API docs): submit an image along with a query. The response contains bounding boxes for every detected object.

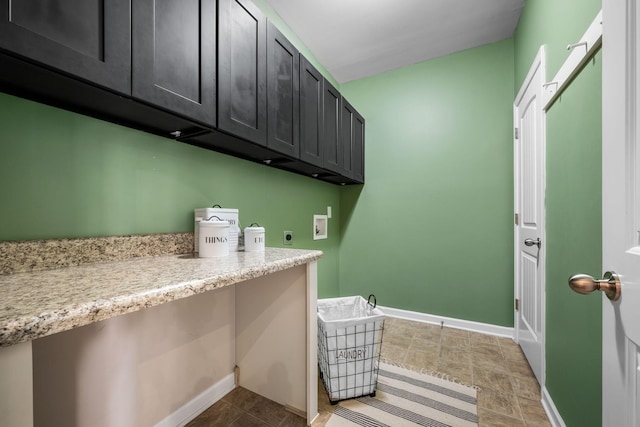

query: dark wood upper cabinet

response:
[0,0,131,95]
[299,56,323,167]
[0,0,364,184]
[218,0,267,146]
[266,22,300,158]
[340,97,365,183]
[323,79,341,173]
[132,0,216,128]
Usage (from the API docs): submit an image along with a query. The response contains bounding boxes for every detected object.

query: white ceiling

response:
[264,0,525,84]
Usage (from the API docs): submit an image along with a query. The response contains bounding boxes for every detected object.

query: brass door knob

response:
[568,271,621,301]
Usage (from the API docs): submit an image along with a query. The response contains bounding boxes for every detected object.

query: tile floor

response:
[185,386,307,427]
[188,317,551,427]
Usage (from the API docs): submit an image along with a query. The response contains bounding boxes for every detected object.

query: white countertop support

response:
[0,341,32,426]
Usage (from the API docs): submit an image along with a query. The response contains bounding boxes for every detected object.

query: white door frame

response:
[602,0,640,425]
[513,45,546,386]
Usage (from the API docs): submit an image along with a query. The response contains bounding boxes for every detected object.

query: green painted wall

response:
[0,92,342,297]
[514,1,602,425]
[338,39,515,326]
[546,54,602,427]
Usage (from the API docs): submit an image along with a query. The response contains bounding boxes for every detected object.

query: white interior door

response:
[602,1,640,426]
[514,47,546,386]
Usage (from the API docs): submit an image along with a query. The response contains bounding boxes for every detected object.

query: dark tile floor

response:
[188,317,552,427]
[185,386,307,427]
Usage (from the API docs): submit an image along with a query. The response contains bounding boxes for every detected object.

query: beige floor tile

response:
[409,336,440,352]
[470,332,499,346]
[436,359,474,385]
[380,342,407,363]
[383,330,414,347]
[412,322,443,340]
[501,341,528,362]
[506,358,535,379]
[525,420,553,427]
[441,334,470,349]
[477,388,522,419]
[441,345,472,364]
[473,366,515,394]
[471,342,504,358]
[471,350,508,372]
[404,347,439,371]
[497,336,519,349]
[511,375,541,400]
[478,408,526,427]
[442,326,470,339]
[391,318,420,328]
[519,396,551,427]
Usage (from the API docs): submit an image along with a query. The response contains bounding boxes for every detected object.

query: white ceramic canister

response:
[194,206,240,252]
[244,223,265,252]
[198,216,230,257]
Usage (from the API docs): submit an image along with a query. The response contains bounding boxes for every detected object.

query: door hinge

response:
[515,298,519,311]
[515,213,519,225]
[514,127,519,140]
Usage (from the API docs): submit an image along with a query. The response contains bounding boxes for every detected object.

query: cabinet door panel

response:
[299,57,323,166]
[323,80,341,173]
[132,0,216,127]
[218,0,267,145]
[267,22,299,158]
[352,110,365,183]
[0,0,130,94]
[340,98,365,182]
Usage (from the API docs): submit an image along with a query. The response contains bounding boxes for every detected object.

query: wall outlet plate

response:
[283,230,293,245]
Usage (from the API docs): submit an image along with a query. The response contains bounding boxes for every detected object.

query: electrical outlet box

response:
[283,230,293,245]
[313,215,328,240]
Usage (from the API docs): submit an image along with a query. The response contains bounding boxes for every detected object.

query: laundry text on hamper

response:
[336,346,369,361]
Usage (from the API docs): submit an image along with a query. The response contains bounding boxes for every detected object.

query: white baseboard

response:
[379,306,515,339]
[154,372,235,427]
[541,386,566,427]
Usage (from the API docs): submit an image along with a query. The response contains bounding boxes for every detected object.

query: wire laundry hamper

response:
[317,295,385,403]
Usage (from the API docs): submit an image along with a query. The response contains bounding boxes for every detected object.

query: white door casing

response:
[602,1,640,426]
[514,46,546,386]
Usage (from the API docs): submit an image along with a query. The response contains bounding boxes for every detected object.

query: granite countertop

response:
[0,247,323,347]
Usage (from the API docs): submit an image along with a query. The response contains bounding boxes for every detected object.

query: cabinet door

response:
[323,79,341,173]
[340,97,365,183]
[218,0,267,145]
[299,56,323,166]
[266,22,299,158]
[132,0,216,127]
[352,108,365,183]
[0,0,130,95]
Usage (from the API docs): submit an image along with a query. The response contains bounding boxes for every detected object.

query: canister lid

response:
[200,216,229,228]
[244,223,264,232]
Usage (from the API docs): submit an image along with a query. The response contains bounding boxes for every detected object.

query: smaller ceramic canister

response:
[244,223,265,252]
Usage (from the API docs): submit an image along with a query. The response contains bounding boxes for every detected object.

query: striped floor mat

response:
[325,363,478,427]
